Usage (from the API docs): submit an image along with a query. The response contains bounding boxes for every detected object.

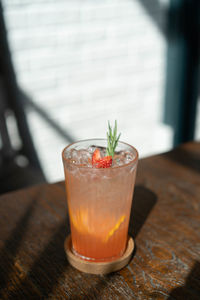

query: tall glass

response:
[62,139,138,262]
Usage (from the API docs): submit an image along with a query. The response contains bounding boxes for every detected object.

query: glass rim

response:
[62,138,139,170]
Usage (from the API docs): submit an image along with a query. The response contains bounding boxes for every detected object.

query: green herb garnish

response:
[106,120,121,158]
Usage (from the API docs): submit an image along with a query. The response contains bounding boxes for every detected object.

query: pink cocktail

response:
[62,139,138,262]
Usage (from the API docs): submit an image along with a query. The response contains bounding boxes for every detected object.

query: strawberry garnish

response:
[95,156,112,168]
[92,148,101,165]
[92,148,112,168]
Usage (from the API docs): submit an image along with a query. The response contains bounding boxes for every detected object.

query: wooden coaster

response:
[64,235,134,274]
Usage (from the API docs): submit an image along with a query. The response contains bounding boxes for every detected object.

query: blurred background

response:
[0,0,199,192]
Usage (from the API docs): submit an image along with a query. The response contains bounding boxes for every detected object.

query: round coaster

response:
[64,235,134,275]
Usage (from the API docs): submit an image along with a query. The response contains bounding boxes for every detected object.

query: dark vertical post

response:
[0,2,45,176]
[164,0,200,146]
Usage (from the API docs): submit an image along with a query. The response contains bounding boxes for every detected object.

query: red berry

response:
[92,148,112,168]
[92,148,101,165]
[96,156,112,168]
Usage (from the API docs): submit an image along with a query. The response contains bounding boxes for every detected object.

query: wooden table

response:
[0,142,200,299]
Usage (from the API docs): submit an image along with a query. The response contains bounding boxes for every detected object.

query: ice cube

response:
[87,145,97,153]
[79,149,92,165]
[112,151,134,167]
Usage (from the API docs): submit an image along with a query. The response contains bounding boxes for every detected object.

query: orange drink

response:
[62,139,138,262]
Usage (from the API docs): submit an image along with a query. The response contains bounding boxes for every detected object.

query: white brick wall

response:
[3,0,173,182]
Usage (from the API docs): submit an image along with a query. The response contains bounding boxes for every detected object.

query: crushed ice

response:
[65,146,135,167]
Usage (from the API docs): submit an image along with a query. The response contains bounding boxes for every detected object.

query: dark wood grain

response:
[0,142,200,299]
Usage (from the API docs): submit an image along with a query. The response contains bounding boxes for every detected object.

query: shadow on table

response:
[0,197,69,299]
[0,199,36,296]
[129,185,157,238]
[0,185,157,299]
[68,273,115,300]
[167,261,200,300]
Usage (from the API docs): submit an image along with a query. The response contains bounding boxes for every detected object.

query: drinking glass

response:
[62,139,138,262]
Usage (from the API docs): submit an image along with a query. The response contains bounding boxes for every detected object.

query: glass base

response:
[72,246,125,263]
[64,235,135,274]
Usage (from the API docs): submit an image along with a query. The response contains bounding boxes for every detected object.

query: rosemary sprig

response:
[106,120,121,157]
